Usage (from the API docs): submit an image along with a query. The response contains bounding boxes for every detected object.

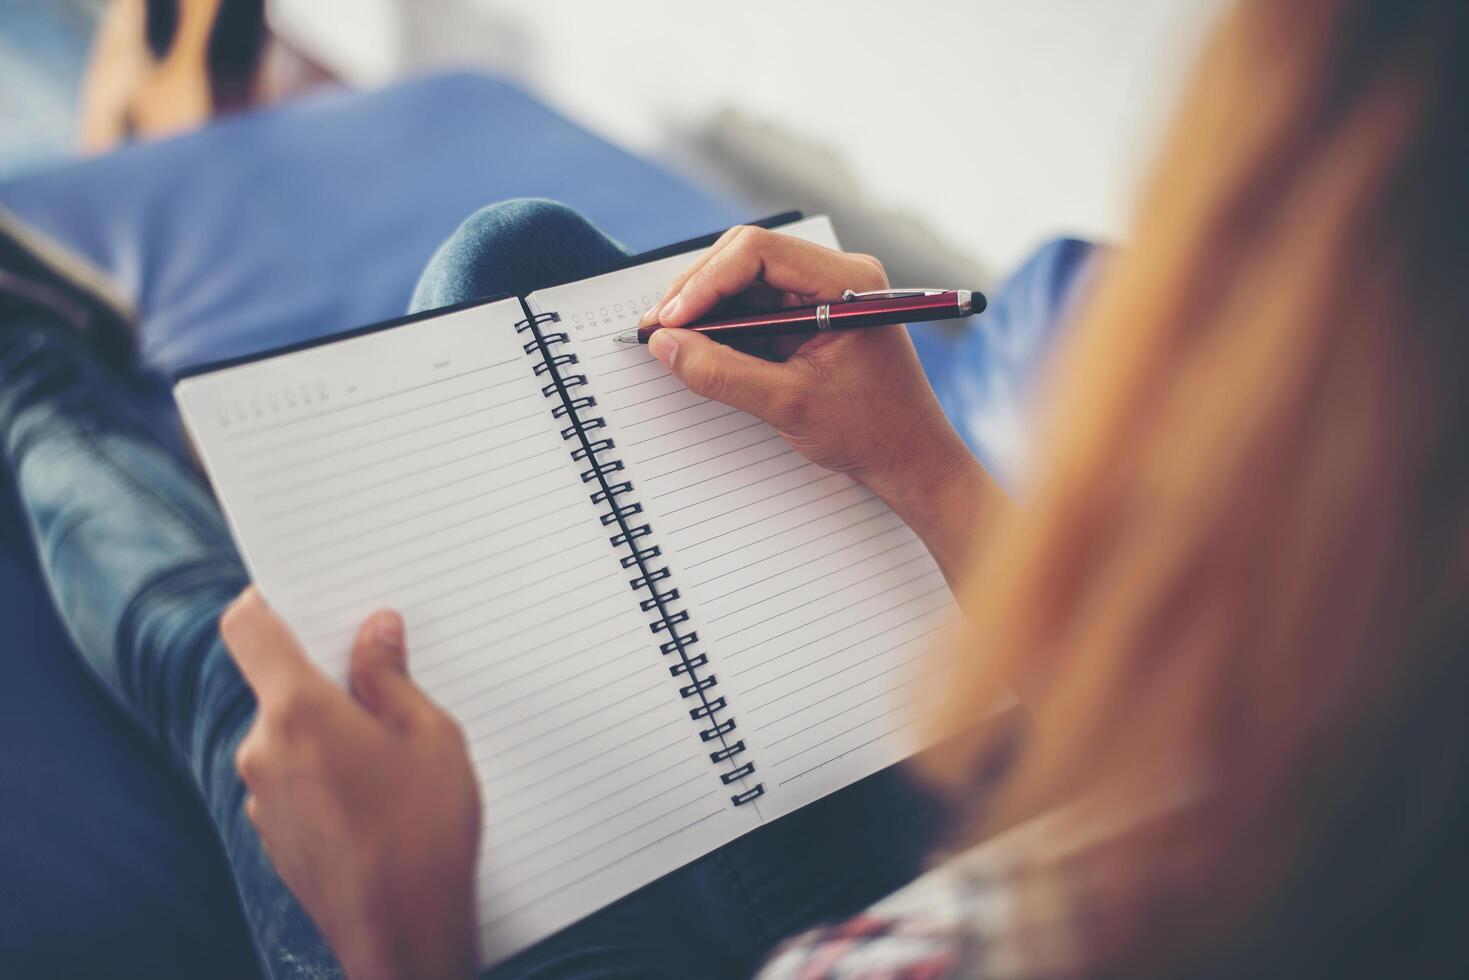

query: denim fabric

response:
[0,199,970,979]
[908,237,1098,493]
[410,199,630,312]
[0,326,339,980]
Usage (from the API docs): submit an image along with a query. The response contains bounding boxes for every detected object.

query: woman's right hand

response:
[643,227,982,520]
[641,226,999,590]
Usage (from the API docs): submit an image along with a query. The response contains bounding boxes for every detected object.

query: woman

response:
[5,0,1466,976]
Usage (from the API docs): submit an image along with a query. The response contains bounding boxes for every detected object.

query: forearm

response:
[863,431,1005,609]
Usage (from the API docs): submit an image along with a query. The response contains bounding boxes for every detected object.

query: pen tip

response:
[614,330,641,345]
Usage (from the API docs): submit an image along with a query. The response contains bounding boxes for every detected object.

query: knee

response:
[455,198,597,248]
[413,199,626,310]
[442,199,601,284]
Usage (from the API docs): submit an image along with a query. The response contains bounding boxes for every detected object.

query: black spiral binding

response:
[516,307,765,808]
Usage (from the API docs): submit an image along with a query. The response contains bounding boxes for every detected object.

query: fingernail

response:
[373,610,404,650]
[639,303,660,327]
[649,330,679,368]
[659,293,684,325]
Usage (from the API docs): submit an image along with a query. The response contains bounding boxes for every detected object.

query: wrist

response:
[861,428,987,521]
[341,902,478,980]
[858,426,998,597]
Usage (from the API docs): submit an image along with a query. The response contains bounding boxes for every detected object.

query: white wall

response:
[274,0,1222,272]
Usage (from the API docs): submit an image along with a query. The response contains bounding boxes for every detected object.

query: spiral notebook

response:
[174,214,966,967]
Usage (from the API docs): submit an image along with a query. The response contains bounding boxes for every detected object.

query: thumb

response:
[649,328,799,424]
[349,609,427,731]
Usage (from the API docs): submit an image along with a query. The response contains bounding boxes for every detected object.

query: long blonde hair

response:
[930,1,1469,973]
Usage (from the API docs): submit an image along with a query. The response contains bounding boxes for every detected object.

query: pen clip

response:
[840,288,951,302]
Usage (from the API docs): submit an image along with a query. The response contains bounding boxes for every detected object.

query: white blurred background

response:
[0,1,1225,281]
[271,0,1224,279]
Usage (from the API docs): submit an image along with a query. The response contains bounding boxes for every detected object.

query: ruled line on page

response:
[579,344,633,364]
[229,364,522,449]
[260,431,560,517]
[484,758,696,846]
[234,367,527,456]
[647,445,798,500]
[598,358,662,379]
[611,377,687,407]
[731,586,950,674]
[683,503,894,572]
[619,405,740,443]
[655,464,828,525]
[293,522,597,605]
[638,420,766,470]
[639,433,787,484]
[769,697,925,769]
[604,371,682,396]
[690,514,904,590]
[271,457,568,552]
[492,758,704,849]
[480,807,727,930]
[715,561,939,642]
[693,520,899,599]
[268,449,566,536]
[623,407,741,448]
[465,661,662,737]
[473,708,691,787]
[729,610,943,693]
[489,722,688,826]
[491,775,715,882]
[221,359,518,443]
[297,547,607,633]
[250,406,547,479]
[415,591,630,666]
[255,423,549,502]
[417,603,638,695]
[468,683,679,780]
[663,466,829,526]
[777,722,917,787]
[763,679,928,750]
[439,625,646,718]
[281,484,587,578]
[699,537,916,620]
[748,645,935,716]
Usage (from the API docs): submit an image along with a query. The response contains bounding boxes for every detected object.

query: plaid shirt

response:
[754,795,1183,980]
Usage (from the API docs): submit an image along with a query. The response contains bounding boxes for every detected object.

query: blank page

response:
[527,217,963,821]
[175,299,759,966]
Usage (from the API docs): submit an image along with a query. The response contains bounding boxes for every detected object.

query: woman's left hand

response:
[221,587,481,980]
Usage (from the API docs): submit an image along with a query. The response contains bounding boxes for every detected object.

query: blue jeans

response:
[0,200,943,980]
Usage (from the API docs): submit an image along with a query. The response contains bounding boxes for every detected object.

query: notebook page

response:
[175,300,759,966]
[527,217,965,823]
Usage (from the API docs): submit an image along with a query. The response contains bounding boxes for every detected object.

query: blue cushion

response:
[0,72,746,376]
[910,237,1098,492]
[0,72,744,977]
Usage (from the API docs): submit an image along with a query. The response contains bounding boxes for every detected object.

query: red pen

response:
[614,288,986,345]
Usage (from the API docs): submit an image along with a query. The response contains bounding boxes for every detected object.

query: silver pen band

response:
[815,303,832,331]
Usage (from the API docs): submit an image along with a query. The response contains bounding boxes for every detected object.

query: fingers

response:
[640,226,742,326]
[649,327,804,424]
[220,586,320,704]
[644,226,888,328]
[349,609,431,732]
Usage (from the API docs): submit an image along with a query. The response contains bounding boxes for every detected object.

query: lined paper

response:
[176,216,982,969]
[528,216,961,821]
[175,299,758,966]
